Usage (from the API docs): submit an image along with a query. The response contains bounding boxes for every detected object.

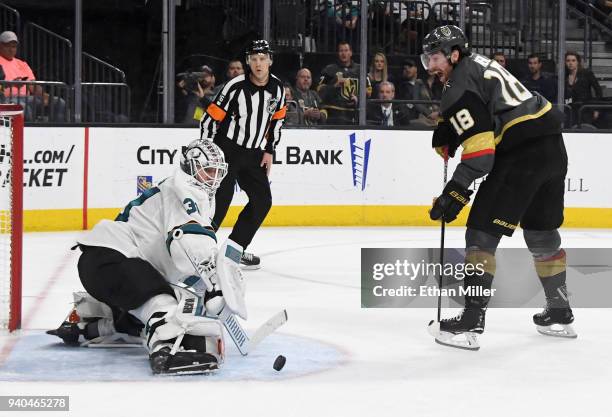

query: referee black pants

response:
[213,137,272,250]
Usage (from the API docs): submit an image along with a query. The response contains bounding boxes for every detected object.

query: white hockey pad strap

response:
[216,239,248,320]
[73,291,113,320]
[166,223,217,252]
[169,227,216,292]
[171,284,223,339]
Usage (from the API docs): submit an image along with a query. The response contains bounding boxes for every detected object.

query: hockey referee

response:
[200,40,286,269]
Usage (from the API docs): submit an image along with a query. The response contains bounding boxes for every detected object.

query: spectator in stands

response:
[176,65,216,124]
[0,31,66,122]
[207,59,245,102]
[0,65,5,103]
[226,59,244,80]
[491,51,507,68]
[398,0,433,54]
[396,58,438,125]
[396,58,418,107]
[564,51,603,127]
[367,81,411,126]
[521,54,557,103]
[320,0,361,49]
[368,52,394,95]
[293,68,327,125]
[317,41,371,125]
[368,1,400,53]
[594,1,612,25]
[284,84,302,126]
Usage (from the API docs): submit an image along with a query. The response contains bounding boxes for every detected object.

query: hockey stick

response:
[437,150,449,322]
[172,229,287,355]
[220,308,288,356]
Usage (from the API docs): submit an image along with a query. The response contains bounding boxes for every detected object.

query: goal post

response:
[0,104,24,332]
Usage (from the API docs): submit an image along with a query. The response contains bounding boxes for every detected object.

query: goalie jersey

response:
[78,170,217,283]
[433,52,564,187]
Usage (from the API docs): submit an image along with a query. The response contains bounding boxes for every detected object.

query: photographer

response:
[175,65,216,124]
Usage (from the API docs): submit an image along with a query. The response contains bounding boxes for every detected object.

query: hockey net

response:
[0,104,23,332]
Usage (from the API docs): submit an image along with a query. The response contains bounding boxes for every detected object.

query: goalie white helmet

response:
[180,139,228,195]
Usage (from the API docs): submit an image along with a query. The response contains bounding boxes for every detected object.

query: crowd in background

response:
[171,0,609,130]
[175,40,608,129]
[0,30,67,122]
[2,0,610,129]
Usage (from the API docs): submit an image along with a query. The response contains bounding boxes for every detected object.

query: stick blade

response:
[248,310,288,351]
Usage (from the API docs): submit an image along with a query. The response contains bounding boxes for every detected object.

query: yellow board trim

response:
[495,101,552,145]
[24,209,84,231]
[21,206,612,231]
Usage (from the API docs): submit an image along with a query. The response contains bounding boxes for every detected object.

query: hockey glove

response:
[430,180,473,223]
[432,121,458,158]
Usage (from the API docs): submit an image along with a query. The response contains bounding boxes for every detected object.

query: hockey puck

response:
[273,355,286,371]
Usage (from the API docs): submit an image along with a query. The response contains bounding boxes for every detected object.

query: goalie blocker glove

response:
[430,180,473,223]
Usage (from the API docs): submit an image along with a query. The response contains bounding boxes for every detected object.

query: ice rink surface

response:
[1,226,611,417]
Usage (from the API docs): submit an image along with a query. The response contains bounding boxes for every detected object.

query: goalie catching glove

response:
[430,180,473,223]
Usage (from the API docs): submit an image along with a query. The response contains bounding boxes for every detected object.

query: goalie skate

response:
[145,287,225,375]
[149,338,222,375]
[534,307,577,339]
[427,320,480,351]
[47,292,142,348]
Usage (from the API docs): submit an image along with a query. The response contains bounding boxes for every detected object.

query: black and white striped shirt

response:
[200,74,286,153]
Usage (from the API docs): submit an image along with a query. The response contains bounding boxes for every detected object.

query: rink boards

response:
[19,127,612,231]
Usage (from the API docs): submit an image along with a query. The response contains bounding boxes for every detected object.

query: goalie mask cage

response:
[0,104,23,332]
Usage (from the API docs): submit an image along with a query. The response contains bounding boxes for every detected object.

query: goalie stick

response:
[172,229,288,355]
[220,308,288,356]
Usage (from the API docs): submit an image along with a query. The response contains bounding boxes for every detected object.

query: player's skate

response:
[533,306,577,338]
[145,289,225,375]
[240,251,261,270]
[47,292,142,347]
[428,307,485,351]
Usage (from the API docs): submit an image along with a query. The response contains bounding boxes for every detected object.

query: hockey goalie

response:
[48,139,247,375]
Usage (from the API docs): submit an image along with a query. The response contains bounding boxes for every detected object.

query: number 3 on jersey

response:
[449,108,475,135]
[183,198,200,215]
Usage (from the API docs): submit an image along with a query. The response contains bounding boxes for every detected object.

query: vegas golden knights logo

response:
[341,78,358,100]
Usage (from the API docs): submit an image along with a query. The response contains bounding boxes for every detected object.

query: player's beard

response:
[436,67,452,83]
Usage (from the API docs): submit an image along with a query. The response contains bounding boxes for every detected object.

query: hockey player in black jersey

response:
[421,25,576,350]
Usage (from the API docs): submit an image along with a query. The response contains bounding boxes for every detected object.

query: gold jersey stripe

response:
[495,101,552,145]
[462,131,495,154]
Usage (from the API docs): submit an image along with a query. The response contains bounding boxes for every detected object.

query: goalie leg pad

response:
[144,287,225,375]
